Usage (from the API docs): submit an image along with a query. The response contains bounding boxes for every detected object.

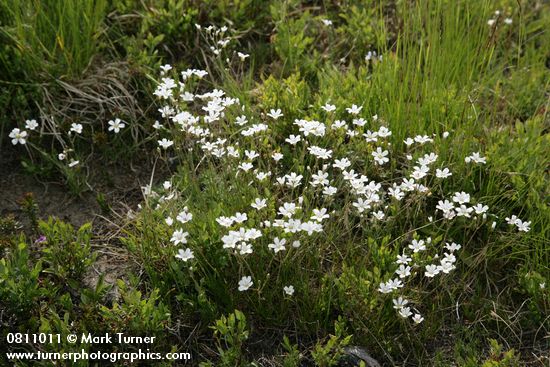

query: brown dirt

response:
[0,143,169,297]
[0,142,165,228]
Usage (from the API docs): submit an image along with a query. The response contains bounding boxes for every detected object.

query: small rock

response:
[339,346,381,367]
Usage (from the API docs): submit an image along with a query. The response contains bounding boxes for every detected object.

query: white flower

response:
[308,146,332,159]
[246,228,262,240]
[404,138,415,146]
[160,64,172,73]
[436,168,452,178]
[399,307,413,318]
[311,208,329,222]
[389,186,404,200]
[323,186,337,196]
[505,215,519,225]
[445,242,461,252]
[159,106,174,117]
[268,237,286,253]
[295,119,326,136]
[285,134,301,145]
[255,171,270,181]
[372,210,385,220]
[346,104,362,115]
[235,115,248,126]
[424,264,440,277]
[170,229,189,245]
[414,135,433,144]
[216,216,234,227]
[9,128,27,145]
[108,118,125,133]
[388,278,403,290]
[321,19,332,26]
[401,178,416,191]
[301,221,322,235]
[278,202,298,218]
[333,158,351,170]
[292,240,301,248]
[439,261,456,274]
[272,152,284,162]
[165,217,174,226]
[238,243,253,255]
[436,200,454,213]
[175,248,194,262]
[515,219,531,232]
[194,70,208,78]
[267,108,283,120]
[245,150,259,160]
[396,253,412,265]
[393,297,409,309]
[353,118,367,127]
[25,119,38,130]
[411,165,429,180]
[285,172,303,188]
[238,162,254,172]
[408,239,426,253]
[372,147,389,165]
[237,52,249,61]
[374,127,389,140]
[311,170,329,187]
[353,198,370,213]
[58,153,66,161]
[158,138,174,149]
[395,265,411,278]
[378,282,392,294]
[251,198,267,210]
[363,130,378,142]
[487,19,496,26]
[473,203,489,215]
[452,191,471,204]
[232,212,248,223]
[321,103,336,112]
[465,152,486,164]
[417,153,438,166]
[332,120,346,129]
[283,285,295,296]
[176,210,193,224]
[238,276,253,291]
[412,314,424,324]
[504,18,512,25]
[68,159,79,168]
[442,252,456,264]
[455,205,474,218]
[70,123,83,134]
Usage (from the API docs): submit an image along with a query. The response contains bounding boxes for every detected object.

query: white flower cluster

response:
[10,116,127,169]
[147,64,532,319]
[487,10,513,27]
[167,205,194,262]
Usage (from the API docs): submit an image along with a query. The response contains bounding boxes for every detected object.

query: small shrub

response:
[209,309,250,367]
[0,241,45,317]
[481,339,521,367]
[39,218,96,283]
[311,319,352,367]
[99,280,171,337]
